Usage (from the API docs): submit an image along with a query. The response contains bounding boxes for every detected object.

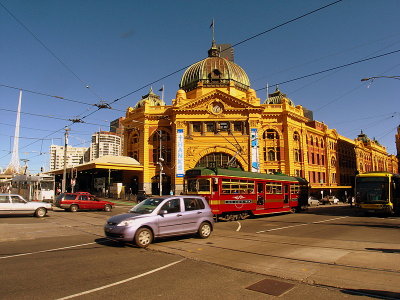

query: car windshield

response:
[130,198,164,214]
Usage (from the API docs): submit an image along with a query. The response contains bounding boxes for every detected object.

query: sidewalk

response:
[97,196,137,206]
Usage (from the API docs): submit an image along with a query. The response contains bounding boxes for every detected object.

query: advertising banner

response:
[176,129,185,177]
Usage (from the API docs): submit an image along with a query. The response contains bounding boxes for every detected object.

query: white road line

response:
[312,216,348,224]
[236,221,242,232]
[256,216,348,233]
[56,259,186,300]
[0,242,96,260]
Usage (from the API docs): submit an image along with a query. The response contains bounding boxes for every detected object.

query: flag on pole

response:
[210,19,214,28]
[158,86,164,92]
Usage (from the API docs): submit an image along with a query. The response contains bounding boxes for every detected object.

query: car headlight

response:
[117,220,135,226]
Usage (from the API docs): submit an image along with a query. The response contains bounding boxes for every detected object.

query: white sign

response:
[176,129,185,177]
[250,128,260,172]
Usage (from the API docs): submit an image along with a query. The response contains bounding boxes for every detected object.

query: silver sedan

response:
[0,193,52,217]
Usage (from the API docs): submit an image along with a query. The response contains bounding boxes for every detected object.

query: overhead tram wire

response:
[255,49,400,92]
[0,83,125,113]
[0,2,103,102]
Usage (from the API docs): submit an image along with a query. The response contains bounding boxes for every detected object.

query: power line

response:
[0,83,125,112]
[0,2,102,101]
[256,48,400,90]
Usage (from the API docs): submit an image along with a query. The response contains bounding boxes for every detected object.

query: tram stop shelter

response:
[48,155,143,197]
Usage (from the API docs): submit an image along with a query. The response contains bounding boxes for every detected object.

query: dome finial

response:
[208,19,219,57]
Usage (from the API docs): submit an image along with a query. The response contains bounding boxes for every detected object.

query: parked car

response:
[0,193,52,218]
[308,196,320,206]
[54,192,114,212]
[321,196,339,205]
[104,196,214,248]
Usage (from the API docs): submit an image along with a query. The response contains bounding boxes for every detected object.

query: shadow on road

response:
[341,288,400,299]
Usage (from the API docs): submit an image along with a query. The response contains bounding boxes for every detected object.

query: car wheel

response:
[35,207,47,218]
[104,204,112,212]
[198,222,212,239]
[134,228,153,248]
[69,204,78,212]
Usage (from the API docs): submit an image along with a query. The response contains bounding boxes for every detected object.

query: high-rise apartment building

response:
[90,131,122,161]
[49,145,89,170]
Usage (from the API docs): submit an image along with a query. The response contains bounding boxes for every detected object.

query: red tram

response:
[184,167,309,220]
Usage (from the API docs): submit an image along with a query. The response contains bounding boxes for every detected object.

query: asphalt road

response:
[1,204,399,299]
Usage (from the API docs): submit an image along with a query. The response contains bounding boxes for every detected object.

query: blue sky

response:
[1,0,400,173]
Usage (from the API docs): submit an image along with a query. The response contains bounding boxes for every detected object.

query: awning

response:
[48,155,143,175]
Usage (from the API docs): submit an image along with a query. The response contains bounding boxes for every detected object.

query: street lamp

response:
[361,76,400,82]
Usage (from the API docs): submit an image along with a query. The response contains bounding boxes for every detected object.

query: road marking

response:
[0,242,96,260]
[256,216,348,233]
[56,259,186,300]
[236,221,242,232]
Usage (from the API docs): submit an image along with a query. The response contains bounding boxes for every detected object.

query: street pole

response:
[62,127,70,193]
[158,130,163,196]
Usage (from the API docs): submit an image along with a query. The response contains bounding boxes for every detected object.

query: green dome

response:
[179,42,250,92]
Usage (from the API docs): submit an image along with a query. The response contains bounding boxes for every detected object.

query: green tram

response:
[355,172,400,215]
[184,167,308,220]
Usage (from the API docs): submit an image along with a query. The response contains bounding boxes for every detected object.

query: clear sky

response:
[1,0,399,173]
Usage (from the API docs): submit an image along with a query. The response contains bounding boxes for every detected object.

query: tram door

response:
[283,184,290,208]
[256,182,265,210]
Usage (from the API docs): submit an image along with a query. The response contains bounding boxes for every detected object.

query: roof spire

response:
[208,19,219,57]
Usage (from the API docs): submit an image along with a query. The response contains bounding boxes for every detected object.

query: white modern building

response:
[90,131,122,161]
[49,145,89,170]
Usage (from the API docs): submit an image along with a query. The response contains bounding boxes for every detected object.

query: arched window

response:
[263,129,279,140]
[310,136,314,145]
[195,152,243,169]
[264,147,280,161]
[132,133,139,144]
[320,139,324,148]
[293,131,300,141]
[331,156,336,168]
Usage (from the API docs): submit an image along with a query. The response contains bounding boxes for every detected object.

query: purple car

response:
[104,196,214,248]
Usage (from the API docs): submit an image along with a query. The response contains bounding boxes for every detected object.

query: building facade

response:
[49,145,89,170]
[121,42,398,196]
[90,131,122,161]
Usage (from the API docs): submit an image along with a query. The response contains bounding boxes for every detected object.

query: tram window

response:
[266,183,282,194]
[198,179,211,192]
[187,179,198,192]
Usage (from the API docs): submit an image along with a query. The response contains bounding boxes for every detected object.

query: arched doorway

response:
[195,152,243,169]
[151,174,171,195]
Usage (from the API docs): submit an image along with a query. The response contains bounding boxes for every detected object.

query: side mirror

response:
[159,210,168,215]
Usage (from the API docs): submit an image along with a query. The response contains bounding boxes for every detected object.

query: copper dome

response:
[179,42,250,92]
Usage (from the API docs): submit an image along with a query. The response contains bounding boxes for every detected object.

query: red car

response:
[54,193,114,212]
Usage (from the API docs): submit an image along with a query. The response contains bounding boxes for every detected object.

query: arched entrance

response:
[195,152,243,170]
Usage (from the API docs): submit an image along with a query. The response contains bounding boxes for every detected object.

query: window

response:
[0,196,9,203]
[193,122,201,133]
[184,198,205,211]
[160,198,181,213]
[290,184,300,194]
[11,196,25,203]
[331,157,336,167]
[294,149,301,162]
[266,183,282,194]
[132,134,139,144]
[219,122,229,132]
[206,122,215,132]
[264,147,280,161]
[264,129,279,140]
[221,179,255,194]
[233,122,242,132]
[293,132,300,141]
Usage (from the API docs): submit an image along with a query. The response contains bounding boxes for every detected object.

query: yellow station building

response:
[121,41,398,197]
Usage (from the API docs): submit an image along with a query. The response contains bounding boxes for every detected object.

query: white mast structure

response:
[5,90,22,174]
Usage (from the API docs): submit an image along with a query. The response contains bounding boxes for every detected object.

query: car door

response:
[157,198,184,236]
[181,197,205,233]
[10,195,32,214]
[0,195,11,215]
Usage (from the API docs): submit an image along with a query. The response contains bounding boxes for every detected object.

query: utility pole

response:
[158,130,164,196]
[62,127,70,193]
